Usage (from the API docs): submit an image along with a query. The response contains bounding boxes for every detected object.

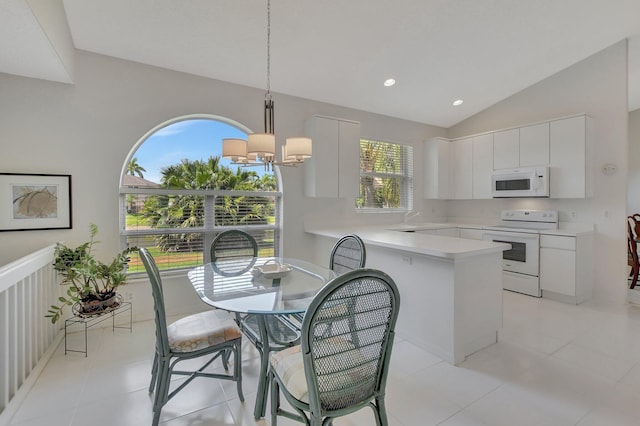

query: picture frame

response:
[0,173,72,232]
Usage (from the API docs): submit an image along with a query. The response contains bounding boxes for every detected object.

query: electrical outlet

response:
[571,211,577,219]
[125,291,135,302]
[402,256,412,265]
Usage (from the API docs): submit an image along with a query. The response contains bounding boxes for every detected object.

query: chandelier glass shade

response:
[221,0,312,171]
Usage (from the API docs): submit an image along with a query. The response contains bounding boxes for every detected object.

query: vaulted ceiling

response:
[2,0,640,128]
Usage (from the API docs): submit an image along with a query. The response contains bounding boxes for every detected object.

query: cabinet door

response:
[424,138,452,199]
[452,138,473,199]
[493,128,519,169]
[304,116,360,198]
[434,228,460,237]
[519,122,549,167]
[550,115,586,198]
[459,228,484,240]
[338,120,361,198]
[540,247,576,296]
[472,133,493,199]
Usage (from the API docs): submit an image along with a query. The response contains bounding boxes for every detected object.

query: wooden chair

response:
[139,248,244,426]
[268,269,400,426]
[628,215,640,289]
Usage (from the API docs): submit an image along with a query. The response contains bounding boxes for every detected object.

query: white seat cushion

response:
[167,310,241,353]
[270,337,367,404]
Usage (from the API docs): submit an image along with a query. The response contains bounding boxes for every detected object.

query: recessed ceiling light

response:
[383,78,396,87]
[453,99,464,106]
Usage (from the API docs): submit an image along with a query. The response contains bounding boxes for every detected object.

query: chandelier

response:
[222,0,312,171]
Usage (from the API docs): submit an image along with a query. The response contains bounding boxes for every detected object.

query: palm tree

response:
[140,157,273,252]
[126,157,146,178]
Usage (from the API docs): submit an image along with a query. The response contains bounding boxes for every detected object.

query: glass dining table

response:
[187,256,336,419]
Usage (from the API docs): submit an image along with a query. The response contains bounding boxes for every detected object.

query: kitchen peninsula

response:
[305,225,509,365]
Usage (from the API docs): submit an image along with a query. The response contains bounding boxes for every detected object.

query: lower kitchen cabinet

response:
[539,233,594,304]
[458,227,484,240]
[417,228,460,237]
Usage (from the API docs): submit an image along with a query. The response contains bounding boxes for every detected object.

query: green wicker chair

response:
[268,268,400,426]
[210,230,300,419]
[290,234,366,326]
[330,234,367,275]
[210,229,259,276]
[139,248,244,426]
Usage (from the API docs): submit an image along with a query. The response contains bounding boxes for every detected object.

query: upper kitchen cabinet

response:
[424,134,492,200]
[424,137,452,199]
[472,133,494,199]
[493,128,519,169]
[493,123,549,169]
[549,114,593,198]
[452,137,473,199]
[519,122,549,167]
[304,116,360,198]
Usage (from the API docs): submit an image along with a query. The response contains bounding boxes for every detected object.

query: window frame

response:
[357,138,414,212]
[119,115,283,276]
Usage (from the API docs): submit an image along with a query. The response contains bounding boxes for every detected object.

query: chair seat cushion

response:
[270,337,366,404]
[168,310,241,353]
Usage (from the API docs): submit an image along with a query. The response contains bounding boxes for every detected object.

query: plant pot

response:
[78,292,121,316]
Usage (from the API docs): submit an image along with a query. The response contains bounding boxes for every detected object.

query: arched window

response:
[120,115,281,274]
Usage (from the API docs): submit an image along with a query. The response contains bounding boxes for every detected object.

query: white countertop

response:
[305,220,594,259]
[305,225,510,260]
[385,221,594,237]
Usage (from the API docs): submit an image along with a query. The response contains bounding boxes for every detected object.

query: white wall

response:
[0,40,631,315]
[0,50,445,319]
[629,109,640,214]
[447,41,629,303]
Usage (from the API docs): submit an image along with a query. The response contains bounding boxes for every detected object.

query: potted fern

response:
[46,224,135,323]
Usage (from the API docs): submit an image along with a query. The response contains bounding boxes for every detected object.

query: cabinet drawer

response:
[540,235,575,250]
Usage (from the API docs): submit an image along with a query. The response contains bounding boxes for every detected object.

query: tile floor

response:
[7,290,640,426]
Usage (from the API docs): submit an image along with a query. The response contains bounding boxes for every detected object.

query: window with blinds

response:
[121,189,280,274]
[357,139,413,210]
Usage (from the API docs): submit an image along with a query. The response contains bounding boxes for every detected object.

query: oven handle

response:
[482,231,540,241]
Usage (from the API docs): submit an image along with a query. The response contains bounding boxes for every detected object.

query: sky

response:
[132,119,271,183]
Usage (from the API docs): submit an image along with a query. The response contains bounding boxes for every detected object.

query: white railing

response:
[0,245,61,423]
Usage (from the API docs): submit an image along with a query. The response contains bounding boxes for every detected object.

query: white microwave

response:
[491,166,549,198]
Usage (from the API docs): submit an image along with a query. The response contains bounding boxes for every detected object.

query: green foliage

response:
[139,156,275,251]
[46,224,136,324]
[126,157,146,178]
[357,140,404,209]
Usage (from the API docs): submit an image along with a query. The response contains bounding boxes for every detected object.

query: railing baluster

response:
[0,245,59,420]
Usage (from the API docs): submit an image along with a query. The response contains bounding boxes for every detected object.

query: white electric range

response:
[482,210,558,297]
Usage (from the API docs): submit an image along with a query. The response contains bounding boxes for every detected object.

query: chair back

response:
[300,269,399,415]
[329,234,366,275]
[210,230,258,276]
[139,248,171,357]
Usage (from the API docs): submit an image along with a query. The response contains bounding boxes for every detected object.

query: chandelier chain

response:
[266,0,271,98]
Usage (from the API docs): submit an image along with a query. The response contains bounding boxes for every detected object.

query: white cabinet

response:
[459,228,484,240]
[493,128,519,169]
[472,134,493,199]
[452,138,473,199]
[549,115,592,198]
[519,122,549,166]
[423,114,590,201]
[493,123,549,169]
[416,228,460,237]
[539,233,594,304]
[304,116,360,198]
[424,138,452,199]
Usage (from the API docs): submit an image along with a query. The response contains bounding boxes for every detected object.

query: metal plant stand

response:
[64,294,132,356]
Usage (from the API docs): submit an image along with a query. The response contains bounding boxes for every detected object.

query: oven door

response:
[482,230,539,276]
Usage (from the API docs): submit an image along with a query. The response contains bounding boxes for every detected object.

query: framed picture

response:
[0,173,72,231]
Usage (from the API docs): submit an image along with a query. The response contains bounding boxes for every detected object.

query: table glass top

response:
[187,257,337,314]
